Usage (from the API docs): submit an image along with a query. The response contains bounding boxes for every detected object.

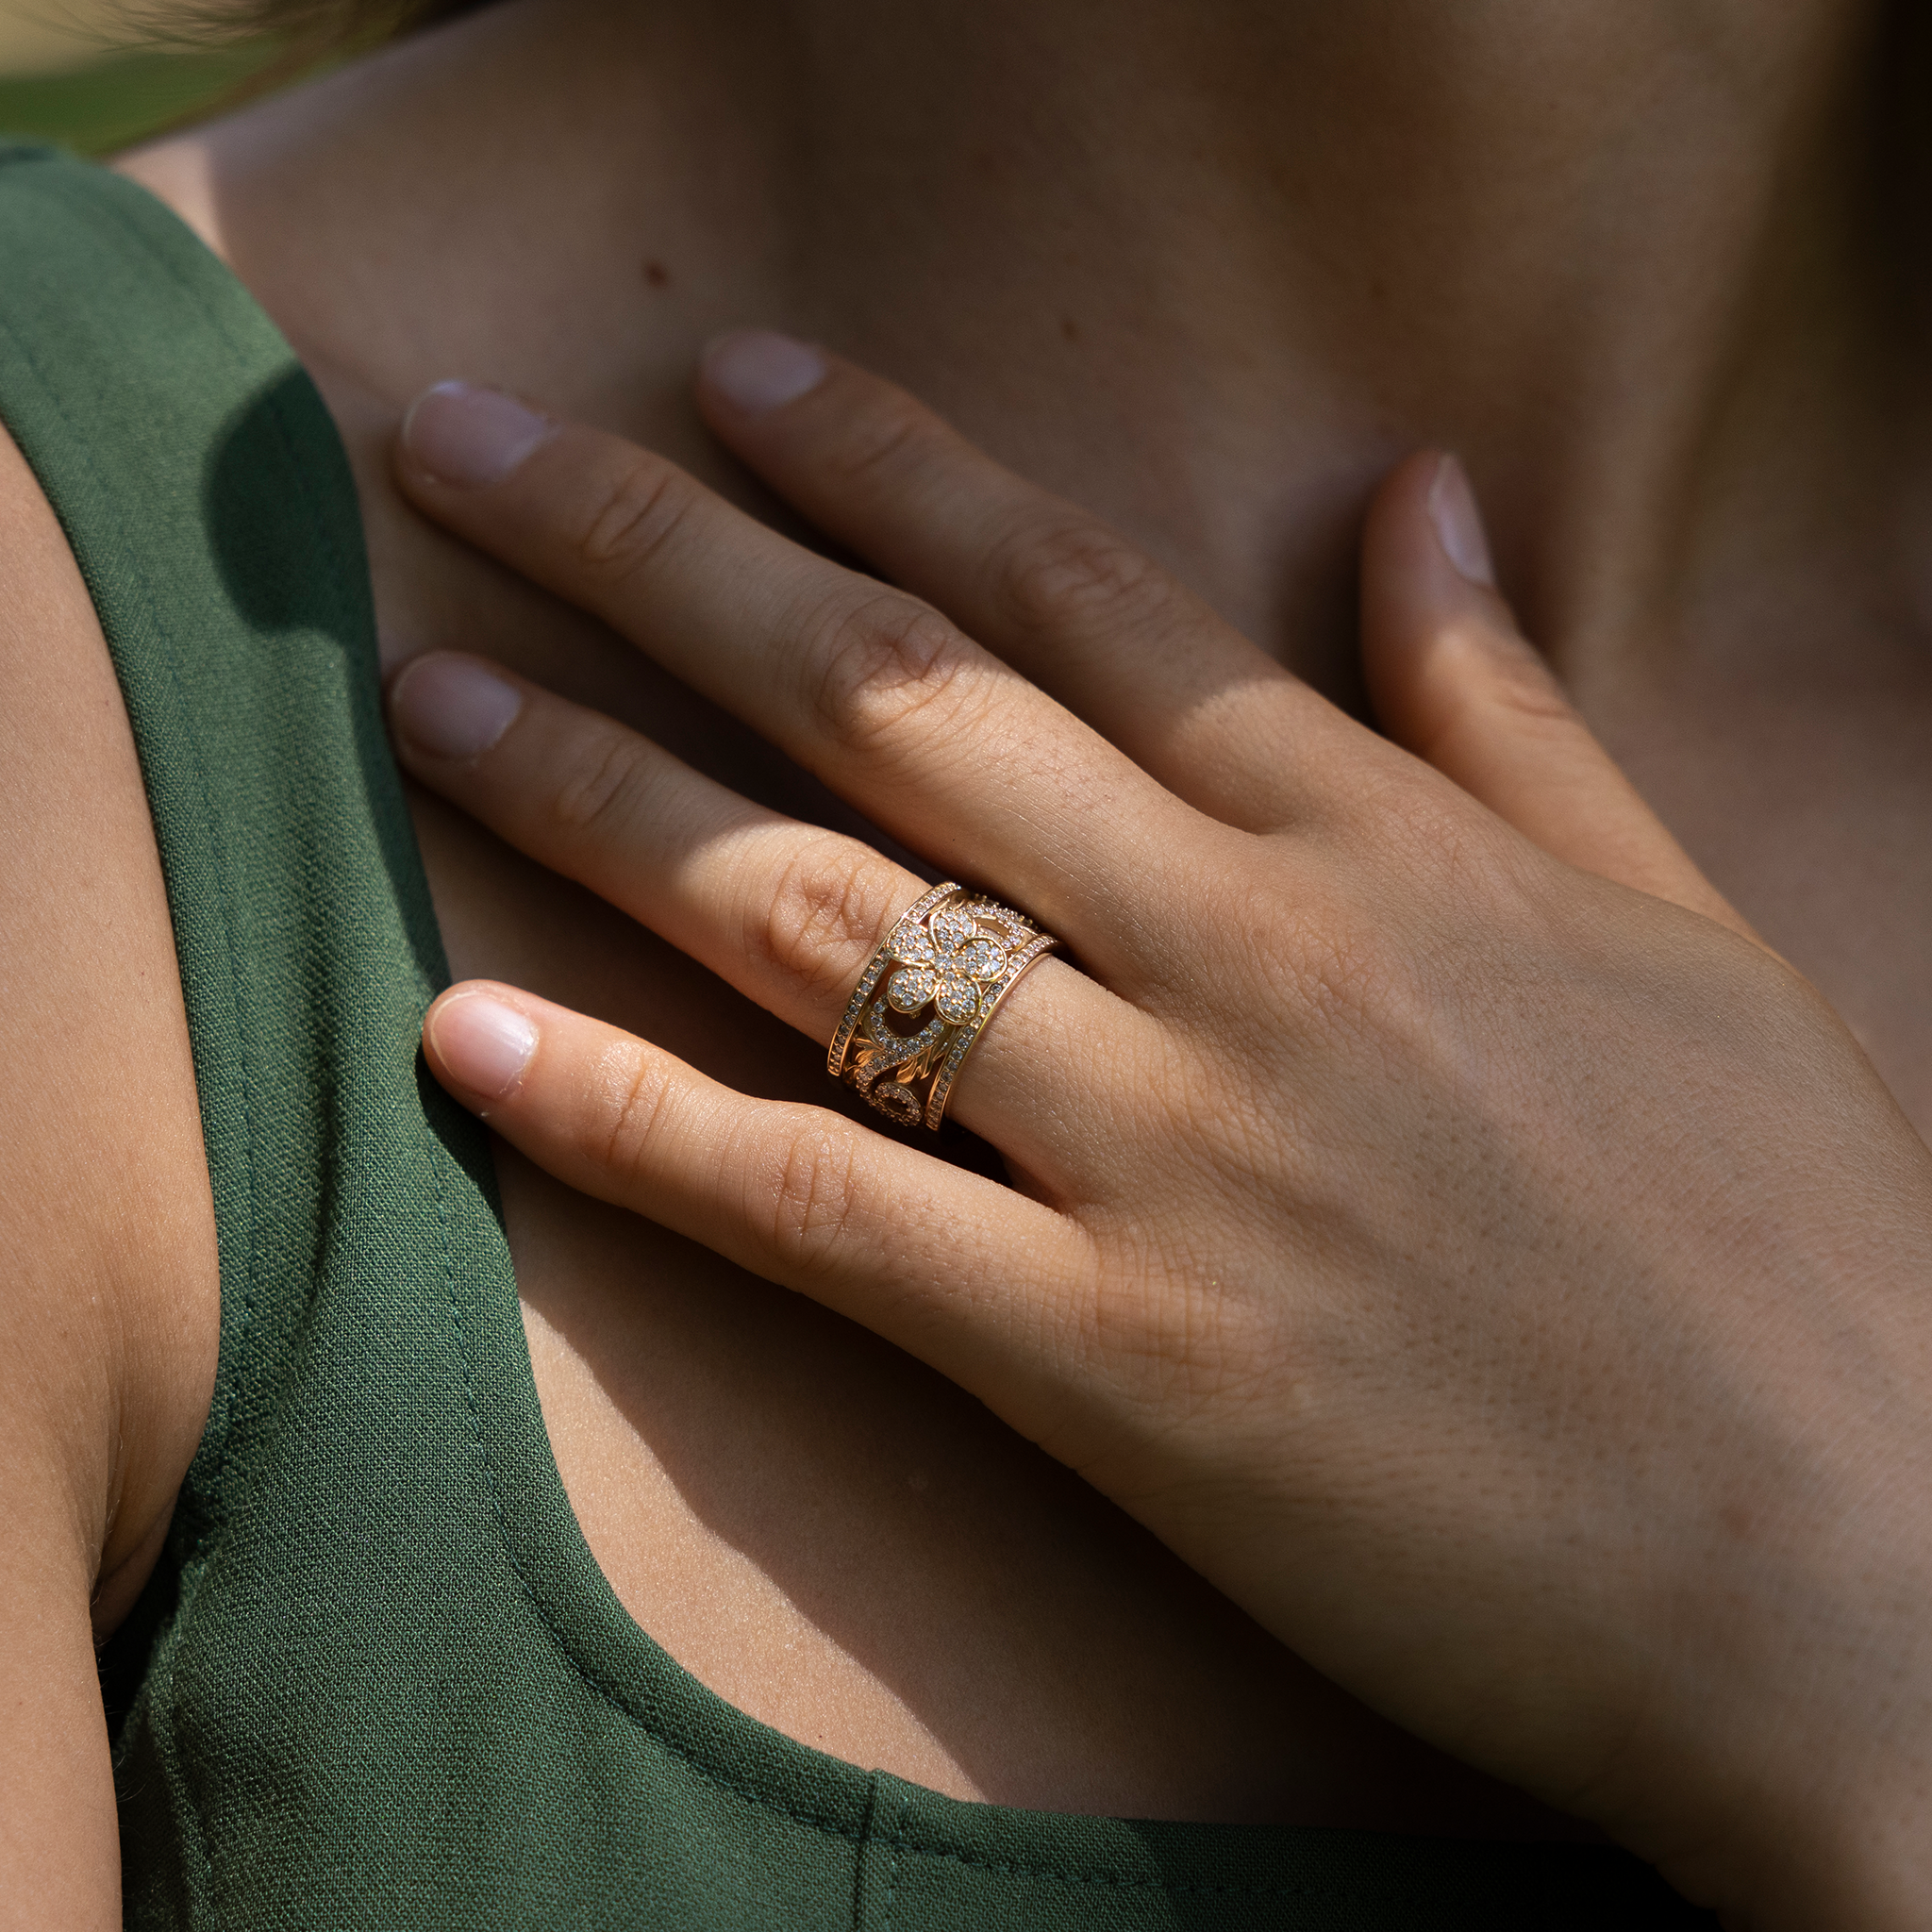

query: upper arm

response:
[0,421,220,1927]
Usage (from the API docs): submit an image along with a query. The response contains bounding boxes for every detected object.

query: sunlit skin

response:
[1,0,1929,1924]
[379,337,1932,1929]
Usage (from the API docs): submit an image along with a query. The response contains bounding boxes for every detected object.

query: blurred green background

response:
[0,5,282,153]
[0,42,277,150]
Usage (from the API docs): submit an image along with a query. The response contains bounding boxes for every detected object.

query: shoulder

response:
[0,405,224,1918]
[0,416,218,1631]
[0,413,218,1921]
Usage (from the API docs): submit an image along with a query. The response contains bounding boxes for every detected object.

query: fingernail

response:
[429,991,536,1100]
[390,653,523,759]
[1426,455,1495,587]
[702,330,827,414]
[402,381,557,486]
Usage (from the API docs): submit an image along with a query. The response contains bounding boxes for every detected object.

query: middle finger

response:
[694,337,1365,835]
[396,383,1188,975]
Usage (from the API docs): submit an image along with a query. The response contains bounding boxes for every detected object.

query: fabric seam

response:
[880,1790,909,1930]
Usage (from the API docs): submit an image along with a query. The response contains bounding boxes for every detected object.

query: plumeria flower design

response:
[886,901,1008,1026]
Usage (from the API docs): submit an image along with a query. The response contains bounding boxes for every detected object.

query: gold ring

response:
[828,882,1059,1130]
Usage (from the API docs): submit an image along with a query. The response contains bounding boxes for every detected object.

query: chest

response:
[1586,647,1932,1142]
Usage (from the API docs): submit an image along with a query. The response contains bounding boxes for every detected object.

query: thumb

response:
[1360,451,1755,941]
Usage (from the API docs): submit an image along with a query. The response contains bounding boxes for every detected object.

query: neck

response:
[125,0,1922,697]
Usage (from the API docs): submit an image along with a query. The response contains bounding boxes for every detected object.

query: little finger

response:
[424,980,1106,1441]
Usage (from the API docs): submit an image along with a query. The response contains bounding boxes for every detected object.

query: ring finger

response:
[387,649,1150,1179]
[394,383,1189,979]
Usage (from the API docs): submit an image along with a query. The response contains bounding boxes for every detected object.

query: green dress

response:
[0,142,1716,1930]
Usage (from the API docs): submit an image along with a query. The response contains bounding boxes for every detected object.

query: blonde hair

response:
[133,0,476,69]
[113,0,482,121]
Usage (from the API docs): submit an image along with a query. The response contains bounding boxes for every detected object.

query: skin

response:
[380,341,1932,1927]
[0,425,219,1925]
[0,0,1926,1919]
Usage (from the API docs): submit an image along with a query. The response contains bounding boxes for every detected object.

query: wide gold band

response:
[828,883,1058,1130]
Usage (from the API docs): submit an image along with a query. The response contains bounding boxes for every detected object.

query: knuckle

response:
[548,720,658,842]
[1481,641,1582,734]
[750,840,906,1008]
[759,1112,865,1282]
[1086,1258,1274,1421]
[569,452,691,579]
[802,591,983,758]
[815,391,928,492]
[1374,779,1489,877]
[588,1040,677,1178]
[1208,865,1412,1051]
[993,511,1172,642]
[1251,901,1396,1047]
[1287,917,1412,1046]
[1332,758,1496,887]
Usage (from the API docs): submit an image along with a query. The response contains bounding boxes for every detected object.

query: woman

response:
[1,0,1927,1924]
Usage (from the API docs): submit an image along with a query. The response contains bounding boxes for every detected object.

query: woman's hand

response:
[384,336,1932,1927]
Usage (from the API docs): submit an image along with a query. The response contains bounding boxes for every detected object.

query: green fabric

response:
[0,142,1716,1930]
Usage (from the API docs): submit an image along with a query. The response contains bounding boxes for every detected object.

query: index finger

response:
[394,381,1188,974]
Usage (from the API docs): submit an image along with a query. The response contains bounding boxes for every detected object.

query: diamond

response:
[929,904,981,955]
[887,965,938,1013]
[934,977,981,1024]
[891,924,935,966]
[951,937,1003,981]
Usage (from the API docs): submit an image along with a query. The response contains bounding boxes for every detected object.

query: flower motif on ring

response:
[886,903,1008,1028]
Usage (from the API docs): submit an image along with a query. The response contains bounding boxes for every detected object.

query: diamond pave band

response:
[828,883,1059,1130]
